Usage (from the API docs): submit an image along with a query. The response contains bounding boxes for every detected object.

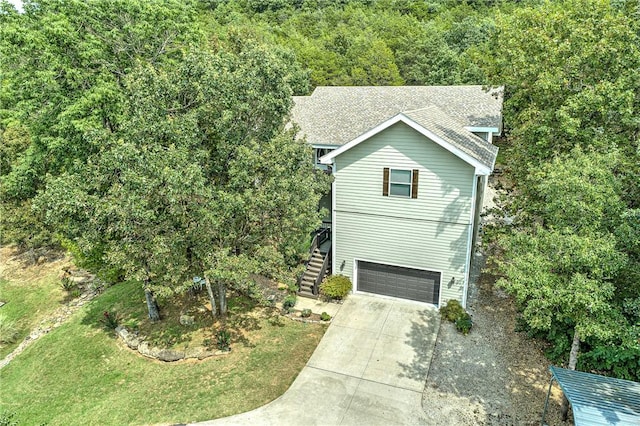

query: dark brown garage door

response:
[357,261,440,304]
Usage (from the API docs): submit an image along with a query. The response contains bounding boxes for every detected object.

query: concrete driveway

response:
[191,293,440,425]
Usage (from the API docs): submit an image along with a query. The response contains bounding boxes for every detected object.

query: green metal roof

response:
[550,366,640,425]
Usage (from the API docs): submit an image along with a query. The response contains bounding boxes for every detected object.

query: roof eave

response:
[320,114,495,175]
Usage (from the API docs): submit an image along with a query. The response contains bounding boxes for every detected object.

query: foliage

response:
[100,311,120,330]
[320,312,331,321]
[476,0,640,379]
[439,299,465,322]
[0,279,326,425]
[319,275,351,300]
[478,0,640,205]
[455,313,473,335]
[60,277,76,292]
[0,411,17,426]
[494,148,637,378]
[440,299,472,335]
[282,295,297,313]
[35,43,326,319]
[216,329,231,351]
[0,315,19,345]
[301,308,312,318]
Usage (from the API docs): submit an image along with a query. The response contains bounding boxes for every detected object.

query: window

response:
[383,168,419,198]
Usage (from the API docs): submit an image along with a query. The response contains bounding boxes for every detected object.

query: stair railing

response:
[313,243,331,296]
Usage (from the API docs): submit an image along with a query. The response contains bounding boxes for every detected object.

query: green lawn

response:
[0,279,326,425]
[0,249,68,358]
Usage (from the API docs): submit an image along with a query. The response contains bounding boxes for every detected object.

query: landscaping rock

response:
[179,315,195,326]
[156,349,185,362]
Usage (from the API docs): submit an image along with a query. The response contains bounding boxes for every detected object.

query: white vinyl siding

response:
[332,121,475,305]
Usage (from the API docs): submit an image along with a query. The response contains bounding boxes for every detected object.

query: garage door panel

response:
[357,261,440,304]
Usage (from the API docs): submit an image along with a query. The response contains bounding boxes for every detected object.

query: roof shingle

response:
[291,85,503,170]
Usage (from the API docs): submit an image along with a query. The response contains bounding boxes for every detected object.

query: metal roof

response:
[550,366,640,425]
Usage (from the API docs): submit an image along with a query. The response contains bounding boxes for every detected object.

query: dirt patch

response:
[423,252,569,425]
[0,245,69,284]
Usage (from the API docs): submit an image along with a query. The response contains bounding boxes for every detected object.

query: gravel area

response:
[422,183,571,425]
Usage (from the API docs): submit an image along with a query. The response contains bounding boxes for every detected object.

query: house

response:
[291,86,503,307]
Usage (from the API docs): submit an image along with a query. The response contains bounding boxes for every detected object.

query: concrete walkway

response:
[192,293,440,425]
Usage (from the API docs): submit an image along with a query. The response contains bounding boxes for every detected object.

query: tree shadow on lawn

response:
[80,282,264,350]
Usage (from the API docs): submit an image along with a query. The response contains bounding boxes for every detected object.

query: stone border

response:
[286,315,332,325]
[114,326,229,362]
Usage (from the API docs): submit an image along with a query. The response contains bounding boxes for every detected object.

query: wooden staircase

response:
[298,248,330,298]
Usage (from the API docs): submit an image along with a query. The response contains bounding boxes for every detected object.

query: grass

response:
[0,278,326,425]
[0,247,69,358]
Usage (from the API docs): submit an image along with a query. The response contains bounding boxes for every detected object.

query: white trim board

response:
[319,114,493,175]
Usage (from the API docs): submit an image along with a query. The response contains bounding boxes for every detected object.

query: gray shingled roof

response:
[402,106,499,170]
[291,85,502,169]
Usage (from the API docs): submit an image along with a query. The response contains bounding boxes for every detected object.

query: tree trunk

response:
[204,276,217,318]
[561,328,581,421]
[217,281,227,316]
[145,288,160,322]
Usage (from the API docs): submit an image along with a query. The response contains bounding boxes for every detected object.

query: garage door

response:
[357,261,440,304]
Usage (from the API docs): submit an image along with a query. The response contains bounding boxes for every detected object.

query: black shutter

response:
[383,168,390,196]
[411,169,419,199]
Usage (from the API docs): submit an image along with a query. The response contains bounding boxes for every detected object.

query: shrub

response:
[319,275,351,300]
[268,314,285,327]
[455,313,473,335]
[282,295,297,313]
[0,411,18,426]
[0,315,19,345]
[216,329,231,351]
[60,277,77,292]
[440,300,473,335]
[100,310,120,330]
[440,299,465,322]
[320,312,331,321]
[301,308,312,318]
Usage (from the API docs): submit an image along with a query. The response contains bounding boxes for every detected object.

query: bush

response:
[100,310,120,330]
[0,411,18,426]
[455,313,473,335]
[0,315,19,344]
[301,308,312,318]
[440,299,465,322]
[216,329,231,351]
[320,312,331,321]
[282,295,297,313]
[440,300,472,335]
[319,275,351,300]
[60,277,77,292]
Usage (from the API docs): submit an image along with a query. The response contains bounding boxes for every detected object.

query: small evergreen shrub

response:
[301,308,312,318]
[440,300,472,335]
[439,299,465,322]
[282,295,297,313]
[0,315,18,344]
[455,313,473,335]
[216,329,231,351]
[319,275,351,300]
[320,312,331,321]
